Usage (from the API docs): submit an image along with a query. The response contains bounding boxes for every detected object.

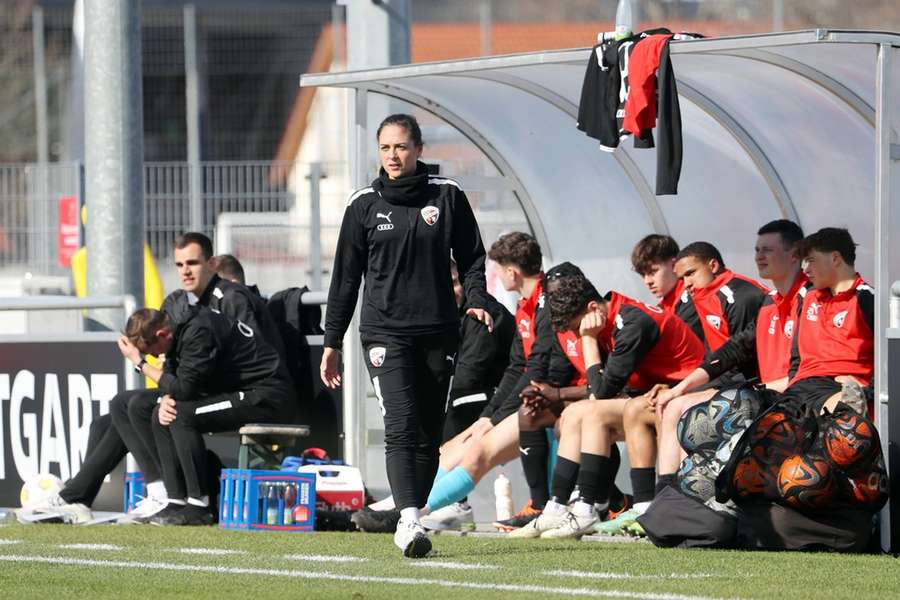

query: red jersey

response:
[660,278,704,343]
[755,273,808,382]
[690,269,769,352]
[515,279,544,358]
[790,274,874,385]
[590,291,705,397]
[557,330,587,386]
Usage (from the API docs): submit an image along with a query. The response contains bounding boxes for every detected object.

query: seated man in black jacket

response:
[118,306,295,525]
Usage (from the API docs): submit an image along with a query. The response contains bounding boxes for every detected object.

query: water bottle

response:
[615,0,634,40]
[283,483,296,525]
[494,473,513,521]
[266,483,280,525]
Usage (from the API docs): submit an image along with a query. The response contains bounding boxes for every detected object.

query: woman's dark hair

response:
[548,273,602,332]
[376,113,424,147]
[799,227,857,266]
[488,232,542,276]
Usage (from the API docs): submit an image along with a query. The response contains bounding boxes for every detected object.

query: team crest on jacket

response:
[368,346,386,367]
[706,315,722,330]
[784,320,795,338]
[566,338,579,357]
[420,206,440,226]
[833,310,848,328]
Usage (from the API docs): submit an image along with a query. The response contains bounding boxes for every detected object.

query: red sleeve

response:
[622,35,673,137]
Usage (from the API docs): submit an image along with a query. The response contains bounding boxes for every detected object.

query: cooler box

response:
[219,468,316,532]
[296,464,365,512]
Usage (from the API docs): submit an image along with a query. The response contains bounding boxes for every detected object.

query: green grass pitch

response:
[0,523,898,599]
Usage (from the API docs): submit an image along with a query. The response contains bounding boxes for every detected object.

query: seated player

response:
[505,262,631,533]
[512,272,705,538]
[119,306,294,525]
[781,227,873,414]
[606,238,770,533]
[630,234,701,339]
[651,220,807,497]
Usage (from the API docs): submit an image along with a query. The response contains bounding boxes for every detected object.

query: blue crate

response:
[123,471,145,513]
[219,468,316,532]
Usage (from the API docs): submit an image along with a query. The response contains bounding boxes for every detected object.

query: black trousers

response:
[361,331,458,511]
[109,389,163,483]
[442,390,489,443]
[59,389,161,506]
[59,413,124,505]
[151,390,286,500]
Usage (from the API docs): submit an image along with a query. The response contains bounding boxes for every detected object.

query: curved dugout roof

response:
[302,30,899,301]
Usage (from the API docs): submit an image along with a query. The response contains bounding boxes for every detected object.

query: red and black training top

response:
[700,272,809,383]
[789,274,874,386]
[659,278,704,344]
[588,291,706,398]
[557,330,588,386]
[689,269,769,353]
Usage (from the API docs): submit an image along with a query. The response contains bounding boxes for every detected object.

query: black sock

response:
[577,453,610,507]
[655,473,676,496]
[606,444,624,506]
[630,467,656,504]
[519,429,550,509]
[549,456,580,504]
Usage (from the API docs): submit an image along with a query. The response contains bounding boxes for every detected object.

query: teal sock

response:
[426,467,475,511]
[434,467,448,483]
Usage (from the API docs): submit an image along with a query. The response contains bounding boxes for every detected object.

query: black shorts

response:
[780,377,841,413]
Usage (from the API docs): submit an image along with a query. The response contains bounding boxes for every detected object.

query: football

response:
[20,473,64,509]
[750,409,804,468]
[733,454,778,499]
[823,411,878,472]
[846,453,889,511]
[777,454,838,510]
[678,454,717,502]
[677,403,718,453]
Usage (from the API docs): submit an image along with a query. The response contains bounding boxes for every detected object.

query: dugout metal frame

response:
[300,29,900,550]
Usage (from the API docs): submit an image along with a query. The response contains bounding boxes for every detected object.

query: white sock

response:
[571,500,595,518]
[187,496,209,508]
[146,480,167,501]
[400,507,420,524]
[368,495,396,511]
[543,499,568,516]
[633,501,651,515]
[594,501,610,513]
[168,498,187,506]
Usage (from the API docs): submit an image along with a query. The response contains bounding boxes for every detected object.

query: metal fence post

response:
[184,4,204,234]
[308,162,324,290]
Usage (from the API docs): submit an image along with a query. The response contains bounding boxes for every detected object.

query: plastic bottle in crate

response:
[283,483,296,525]
[259,483,269,525]
[494,473,513,521]
[266,484,280,525]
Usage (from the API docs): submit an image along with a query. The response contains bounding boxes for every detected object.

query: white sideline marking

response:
[410,561,497,570]
[175,548,246,556]
[282,554,367,563]
[544,570,712,580]
[58,544,123,551]
[0,540,20,545]
[0,555,735,600]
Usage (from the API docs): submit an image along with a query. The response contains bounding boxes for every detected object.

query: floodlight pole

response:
[84,0,145,327]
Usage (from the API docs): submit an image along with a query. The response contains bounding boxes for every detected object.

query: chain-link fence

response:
[0,160,345,296]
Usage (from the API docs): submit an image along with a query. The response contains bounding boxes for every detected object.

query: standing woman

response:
[321,114,493,558]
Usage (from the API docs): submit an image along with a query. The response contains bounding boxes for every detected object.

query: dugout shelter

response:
[300,29,900,550]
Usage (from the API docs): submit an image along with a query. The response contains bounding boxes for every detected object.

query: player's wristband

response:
[134,358,147,374]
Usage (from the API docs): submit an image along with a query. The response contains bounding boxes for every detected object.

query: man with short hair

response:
[513,273,705,539]
[782,227,873,414]
[118,306,294,525]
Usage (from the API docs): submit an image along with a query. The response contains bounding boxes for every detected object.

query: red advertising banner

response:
[58,196,79,267]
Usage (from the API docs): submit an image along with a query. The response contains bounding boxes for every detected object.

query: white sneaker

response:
[23,494,92,525]
[393,518,432,558]
[506,509,568,539]
[121,496,168,522]
[540,510,600,539]
[420,502,473,531]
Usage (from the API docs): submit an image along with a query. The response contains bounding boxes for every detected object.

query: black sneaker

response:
[150,503,214,526]
[350,507,401,533]
[145,503,186,525]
